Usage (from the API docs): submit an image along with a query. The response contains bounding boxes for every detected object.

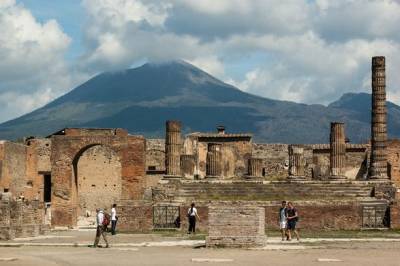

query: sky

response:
[1,0,400,123]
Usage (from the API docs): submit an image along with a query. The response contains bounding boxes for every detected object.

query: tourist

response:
[111,203,118,235]
[93,208,109,248]
[286,202,300,241]
[187,203,200,234]
[278,200,288,241]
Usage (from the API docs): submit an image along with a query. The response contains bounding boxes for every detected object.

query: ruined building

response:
[1,57,400,238]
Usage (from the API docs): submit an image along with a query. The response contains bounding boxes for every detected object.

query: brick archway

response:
[50,128,145,227]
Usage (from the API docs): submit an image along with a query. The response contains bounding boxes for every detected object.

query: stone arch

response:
[72,144,122,216]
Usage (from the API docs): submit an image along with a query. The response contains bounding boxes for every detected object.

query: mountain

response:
[0,60,400,143]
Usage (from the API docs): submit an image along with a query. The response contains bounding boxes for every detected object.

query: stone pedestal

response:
[180,155,195,178]
[369,56,388,179]
[206,204,266,248]
[206,143,222,178]
[165,120,182,177]
[288,145,306,180]
[247,158,263,178]
[329,122,347,179]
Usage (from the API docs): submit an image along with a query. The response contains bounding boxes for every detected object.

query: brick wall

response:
[390,200,400,229]
[206,204,266,247]
[117,201,153,232]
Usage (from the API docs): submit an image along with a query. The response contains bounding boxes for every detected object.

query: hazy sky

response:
[1,0,400,122]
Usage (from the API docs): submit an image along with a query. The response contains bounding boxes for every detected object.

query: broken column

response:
[330,122,346,179]
[165,120,182,177]
[206,143,222,178]
[288,145,305,179]
[369,56,389,179]
[247,158,263,178]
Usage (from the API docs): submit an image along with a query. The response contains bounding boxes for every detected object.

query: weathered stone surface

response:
[369,56,388,179]
[0,200,45,240]
[247,158,263,178]
[206,204,266,248]
[288,145,306,179]
[180,155,195,178]
[50,128,146,227]
[330,122,346,179]
[165,121,182,177]
[206,143,222,178]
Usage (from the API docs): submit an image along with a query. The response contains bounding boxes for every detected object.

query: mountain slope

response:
[0,61,399,143]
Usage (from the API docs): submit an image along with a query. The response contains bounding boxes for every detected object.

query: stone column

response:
[330,122,346,179]
[206,143,222,178]
[248,158,263,178]
[165,120,182,177]
[369,56,388,179]
[288,145,305,179]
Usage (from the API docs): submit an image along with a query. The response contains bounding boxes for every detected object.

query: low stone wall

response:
[0,200,45,240]
[206,204,266,248]
[117,201,153,232]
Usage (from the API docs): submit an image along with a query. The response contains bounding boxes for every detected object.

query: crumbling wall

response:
[0,141,27,197]
[50,131,146,227]
[76,145,122,216]
[252,143,289,179]
[387,140,400,187]
[0,200,45,240]
[116,201,153,232]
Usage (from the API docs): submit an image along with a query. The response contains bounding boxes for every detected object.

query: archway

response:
[73,145,122,216]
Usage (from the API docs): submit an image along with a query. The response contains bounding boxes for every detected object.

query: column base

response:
[368,175,390,181]
[244,175,263,179]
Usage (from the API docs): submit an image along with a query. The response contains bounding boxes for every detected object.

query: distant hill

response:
[0,60,399,143]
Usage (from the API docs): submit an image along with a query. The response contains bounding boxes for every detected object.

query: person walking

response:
[278,201,288,241]
[93,208,109,248]
[111,203,118,235]
[286,202,300,241]
[187,203,200,234]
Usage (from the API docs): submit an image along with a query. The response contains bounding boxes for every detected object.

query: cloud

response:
[2,0,400,123]
[0,0,74,122]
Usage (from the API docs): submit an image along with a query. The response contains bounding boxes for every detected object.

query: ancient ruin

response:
[369,56,388,179]
[0,57,399,239]
[329,122,346,179]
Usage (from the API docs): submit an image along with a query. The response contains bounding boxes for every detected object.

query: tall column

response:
[288,145,305,179]
[330,122,346,179]
[248,158,263,178]
[369,56,388,179]
[165,120,182,176]
[206,143,222,178]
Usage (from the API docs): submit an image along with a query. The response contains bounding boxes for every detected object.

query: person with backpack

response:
[286,202,300,241]
[187,203,200,234]
[93,208,109,248]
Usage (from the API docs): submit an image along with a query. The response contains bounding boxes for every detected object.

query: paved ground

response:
[1,243,400,266]
[1,231,400,265]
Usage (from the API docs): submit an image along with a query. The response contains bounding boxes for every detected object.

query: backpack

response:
[102,212,111,226]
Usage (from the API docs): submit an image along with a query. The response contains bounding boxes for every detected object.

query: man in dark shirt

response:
[286,202,300,241]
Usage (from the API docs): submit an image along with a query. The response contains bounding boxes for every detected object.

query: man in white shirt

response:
[187,203,200,234]
[93,208,109,248]
[111,204,118,235]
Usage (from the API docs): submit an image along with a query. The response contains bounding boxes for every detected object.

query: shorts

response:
[287,220,297,230]
[279,221,287,229]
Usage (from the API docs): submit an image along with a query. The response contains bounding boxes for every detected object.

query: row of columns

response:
[167,57,389,180]
[288,56,389,180]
